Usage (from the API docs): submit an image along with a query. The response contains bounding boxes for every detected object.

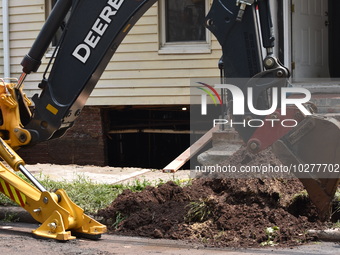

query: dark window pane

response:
[165,0,206,43]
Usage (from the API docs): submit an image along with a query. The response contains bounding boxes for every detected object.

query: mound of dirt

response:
[97,148,330,248]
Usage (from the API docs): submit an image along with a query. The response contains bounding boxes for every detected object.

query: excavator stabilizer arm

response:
[0,135,106,240]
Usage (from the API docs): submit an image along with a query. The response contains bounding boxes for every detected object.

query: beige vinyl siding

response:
[5,0,45,84]
[0,2,3,76]
[6,1,222,106]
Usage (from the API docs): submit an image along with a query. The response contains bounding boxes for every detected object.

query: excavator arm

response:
[0,0,158,240]
[20,0,158,143]
[205,0,340,220]
[0,0,338,240]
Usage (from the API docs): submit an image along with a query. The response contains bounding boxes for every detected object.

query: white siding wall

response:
[5,1,222,106]
[0,1,4,75]
[4,0,45,84]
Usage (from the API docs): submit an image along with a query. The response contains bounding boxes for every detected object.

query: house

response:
[0,0,222,168]
[280,0,340,79]
[0,0,337,168]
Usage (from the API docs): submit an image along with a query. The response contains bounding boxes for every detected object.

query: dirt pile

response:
[97,148,331,248]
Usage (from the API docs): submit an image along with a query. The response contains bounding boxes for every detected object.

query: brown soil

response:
[97,147,335,248]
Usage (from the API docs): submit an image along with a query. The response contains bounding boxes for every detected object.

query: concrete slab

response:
[197,129,243,166]
[25,163,191,185]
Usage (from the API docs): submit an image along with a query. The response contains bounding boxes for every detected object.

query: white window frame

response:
[158,0,211,54]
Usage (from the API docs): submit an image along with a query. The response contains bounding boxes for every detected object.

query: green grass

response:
[260,226,280,247]
[0,172,190,215]
[331,189,340,223]
[185,196,216,223]
[0,174,153,214]
[0,174,127,214]
[334,190,340,203]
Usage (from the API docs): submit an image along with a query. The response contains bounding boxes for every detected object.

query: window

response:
[159,0,211,54]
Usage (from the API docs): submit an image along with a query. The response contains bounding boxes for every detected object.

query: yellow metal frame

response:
[0,81,107,240]
[0,81,31,150]
[0,159,106,240]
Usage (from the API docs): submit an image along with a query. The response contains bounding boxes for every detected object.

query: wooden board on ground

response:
[163,126,219,173]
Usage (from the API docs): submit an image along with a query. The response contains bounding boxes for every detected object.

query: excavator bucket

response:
[272,115,340,221]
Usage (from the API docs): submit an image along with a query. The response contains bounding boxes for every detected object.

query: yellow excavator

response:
[0,0,338,240]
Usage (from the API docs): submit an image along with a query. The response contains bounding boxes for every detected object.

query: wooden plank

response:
[108,129,207,134]
[163,126,219,173]
[108,129,191,134]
